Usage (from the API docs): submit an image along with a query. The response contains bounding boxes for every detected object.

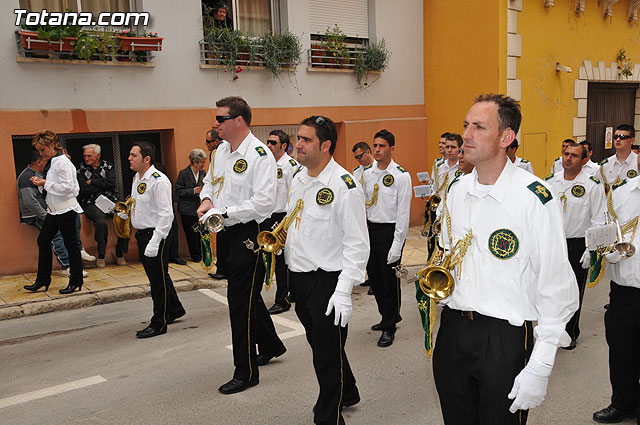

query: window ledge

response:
[306,66,381,74]
[199,63,295,72]
[16,56,156,67]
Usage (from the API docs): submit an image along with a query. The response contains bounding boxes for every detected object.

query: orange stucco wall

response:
[1,104,426,275]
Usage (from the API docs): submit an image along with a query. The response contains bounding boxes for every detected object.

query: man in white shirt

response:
[433,94,578,425]
[434,133,462,198]
[580,140,600,176]
[285,115,369,425]
[506,139,534,174]
[362,129,412,347]
[197,96,285,395]
[592,152,640,424]
[430,132,449,182]
[128,142,185,339]
[598,124,639,193]
[550,139,573,175]
[205,128,228,280]
[264,129,299,314]
[351,141,374,186]
[546,142,605,349]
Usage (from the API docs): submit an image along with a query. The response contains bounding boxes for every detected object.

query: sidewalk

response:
[0,227,430,321]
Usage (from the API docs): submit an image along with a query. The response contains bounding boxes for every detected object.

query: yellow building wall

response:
[424,0,507,164]
[517,0,640,176]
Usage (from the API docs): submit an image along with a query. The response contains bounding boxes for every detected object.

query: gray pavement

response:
[0,274,624,425]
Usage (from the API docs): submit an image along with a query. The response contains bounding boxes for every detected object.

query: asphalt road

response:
[0,278,620,425]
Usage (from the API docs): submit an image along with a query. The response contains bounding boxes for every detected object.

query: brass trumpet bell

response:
[429,194,441,211]
[257,227,286,253]
[417,265,455,301]
[613,241,636,258]
[203,213,225,233]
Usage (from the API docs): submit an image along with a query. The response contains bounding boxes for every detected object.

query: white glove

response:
[199,207,222,223]
[604,250,624,264]
[580,249,590,269]
[117,212,128,220]
[325,289,352,327]
[508,359,552,413]
[387,246,402,264]
[144,234,162,258]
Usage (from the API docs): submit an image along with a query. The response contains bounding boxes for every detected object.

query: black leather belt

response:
[447,307,502,322]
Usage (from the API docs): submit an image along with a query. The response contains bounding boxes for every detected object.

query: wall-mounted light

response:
[556,62,573,73]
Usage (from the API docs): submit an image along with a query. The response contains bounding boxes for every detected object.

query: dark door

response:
[586,82,638,162]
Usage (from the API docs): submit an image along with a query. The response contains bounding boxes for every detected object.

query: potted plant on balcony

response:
[117,28,163,51]
[323,24,349,68]
[261,31,301,80]
[18,14,82,53]
[354,39,390,89]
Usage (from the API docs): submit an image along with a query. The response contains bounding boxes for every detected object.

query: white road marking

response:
[199,288,306,349]
[0,375,107,410]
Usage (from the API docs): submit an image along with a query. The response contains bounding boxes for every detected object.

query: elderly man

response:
[77,144,129,267]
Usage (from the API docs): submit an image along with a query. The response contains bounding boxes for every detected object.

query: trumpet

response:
[608,212,636,258]
[113,197,134,239]
[202,212,225,233]
[256,199,304,253]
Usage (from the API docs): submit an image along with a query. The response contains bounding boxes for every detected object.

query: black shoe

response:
[256,346,286,366]
[136,325,167,339]
[371,322,383,331]
[24,281,50,292]
[192,257,201,263]
[561,339,577,350]
[167,309,186,324]
[268,303,290,315]
[593,406,635,423]
[377,329,396,347]
[360,279,370,286]
[342,390,361,407]
[208,273,227,280]
[604,303,610,309]
[170,257,187,265]
[218,378,259,394]
[59,282,83,294]
[367,287,374,295]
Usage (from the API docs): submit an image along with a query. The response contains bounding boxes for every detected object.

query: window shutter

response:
[309,0,369,39]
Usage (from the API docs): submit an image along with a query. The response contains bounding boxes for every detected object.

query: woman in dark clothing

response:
[175,149,207,262]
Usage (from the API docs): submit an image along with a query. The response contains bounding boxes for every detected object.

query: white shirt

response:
[200,132,276,226]
[441,160,578,363]
[131,165,174,239]
[547,170,606,238]
[44,154,82,215]
[284,158,369,294]
[513,156,534,174]
[431,156,444,183]
[362,159,412,251]
[434,159,458,196]
[352,163,371,186]
[274,152,300,213]
[583,160,599,177]
[599,151,639,187]
[550,157,563,175]
[605,176,640,289]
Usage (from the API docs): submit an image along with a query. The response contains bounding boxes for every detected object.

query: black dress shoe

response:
[367,287,374,295]
[593,405,635,423]
[341,391,361,407]
[170,257,187,265]
[377,329,396,347]
[24,281,50,292]
[256,346,287,366]
[59,282,83,294]
[604,303,610,309]
[371,322,383,331]
[167,309,186,324]
[218,378,259,394]
[208,273,228,280]
[268,303,290,315]
[360,279,370,286]
[136,325,167,339]
[561,339,577,350]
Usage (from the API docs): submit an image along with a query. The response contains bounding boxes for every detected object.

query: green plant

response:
[323,24,349,61]
[617,48,633,78]
[205,26,245,75]
[94,31,118,61]
[73,32,99,62]
[354,39,390,88]
[261,32,302,79]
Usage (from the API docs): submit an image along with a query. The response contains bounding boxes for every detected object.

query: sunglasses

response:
[205,138,219,144]
[266,139,280,146]
[613,134,632,140]
[216,115,239,123]
[354,152,365,160]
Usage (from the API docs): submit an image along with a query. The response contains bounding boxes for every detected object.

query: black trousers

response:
[135,229,185,331]
[36,211,83,285]
[606,281,640,415]
[166,217,181,260]
[290,270,358,425]
[83,203,129,258]
[180,214,201,262]
[225,221,285,382]
[367,221,402,330]
[262,212,290,306]
[433,307,534,425]
[565,237,587,341]
[216,229,228,275]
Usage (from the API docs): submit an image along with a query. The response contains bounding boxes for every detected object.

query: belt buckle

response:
[462,311,474,320]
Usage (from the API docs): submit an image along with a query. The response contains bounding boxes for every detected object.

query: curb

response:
[0,277,227,321]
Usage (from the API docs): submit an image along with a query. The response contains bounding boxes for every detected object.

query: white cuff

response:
[335,278,354,295]
[529,341,558,369]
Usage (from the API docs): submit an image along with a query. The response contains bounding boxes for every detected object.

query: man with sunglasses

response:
[205,128,228,280]
[351,141,374,185]
[599,124,639,192]
[197,96,286,395]
[263,129,299,315]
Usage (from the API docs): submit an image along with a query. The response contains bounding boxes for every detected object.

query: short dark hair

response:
[374,129,395,147]
[566,142,587,159]
[29,149,43,164]
[579,140,592,152]
[216,96,252,126]
[562,138,574,145]
[445,133,463,148]
[269,129,290,150]
[632,144,639,150]
[508,139,519,150]
[440,132,451,139]
[474,93,521,134]
[206,128,220,141]
[352,141,371,153]
[132,141,156,165]
[616,124,635,137]
[300,115,337,155]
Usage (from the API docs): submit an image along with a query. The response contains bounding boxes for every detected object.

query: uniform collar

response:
[276,152,290,165]
[373,159,397,174]
[302,157,337,186]
[139,164,158,181]
[468,159,514,203]
[561,169,588,183]
[231,132,254,157]
[613,151,637,165]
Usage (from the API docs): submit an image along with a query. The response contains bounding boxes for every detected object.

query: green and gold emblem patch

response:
[137,182,147,194]
[455,170,464,177]
[277,168,283,179]
[571,184,585,198]
[382,174,394,187]
[527,182,553,205]
[316,188,334,205]
[488,229,519,260]
[341,174,356,189]
[233,159,248,173]
[627,170,638,179]
[255,146,267,157]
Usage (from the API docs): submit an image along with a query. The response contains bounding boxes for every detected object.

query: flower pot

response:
[310,44,325,68]
[18,30,76,52]
[117,36,163,51]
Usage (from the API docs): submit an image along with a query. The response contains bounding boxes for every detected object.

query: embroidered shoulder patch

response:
[255,146,267,157]
[521,159,530,163]
[289,158,297,167]
[352,166,359,173]
[627,170,638,179]
[316,188,334,205]
[382,174,395,187]
[590,176,600,184]
[293,166,303,178]
[233,159,248,173]
[612,179,627,190]
[447,175,461,193]
[455,170,464,177]
[598,158,608,166]
[396,165,408,173]
[544,173,554,181]
[571,184,585,198]
[363,164,373,170]
[527,182,553,205]
[488,229,519,260]
[137,182,147,194]
[277,168,283,179]
[152,172,161,179]
[341,174,356,189]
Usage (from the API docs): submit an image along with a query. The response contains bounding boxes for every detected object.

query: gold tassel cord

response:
[559,192,567,213]
[365,183,379,208]
[211,176,224,199]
